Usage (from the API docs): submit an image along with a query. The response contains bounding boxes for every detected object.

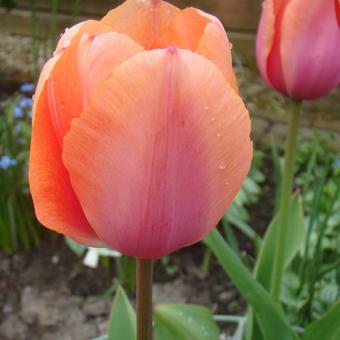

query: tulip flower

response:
[256,0,340,100]
[29,0,252,260]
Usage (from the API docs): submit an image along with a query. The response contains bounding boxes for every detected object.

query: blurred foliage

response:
[221,149,265,256]
[0,83,39,253]
[271,133,340,326]
[0,0,16,10]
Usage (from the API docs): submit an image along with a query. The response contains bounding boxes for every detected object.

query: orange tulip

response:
[29,0,252,259]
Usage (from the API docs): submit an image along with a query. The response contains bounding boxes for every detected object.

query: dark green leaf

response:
[108,286,136,340]
[303,302,340,340]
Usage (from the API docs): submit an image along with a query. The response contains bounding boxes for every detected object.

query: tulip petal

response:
[30,22,144,247]
[32,55,60,123]
[101,0,180,49]
[336,0,340,28]
[197,22,238,92]
[29,83,102,246]
[54,21,87,56]
[48,22,143,142]
[155,7,209,50]
[273,0,289,14]
[77,32,144,107]
[63,48,252,259]
[256,0,276,86]
[280,0,340,99]
[32,21,96,123]
[46,20,112,141]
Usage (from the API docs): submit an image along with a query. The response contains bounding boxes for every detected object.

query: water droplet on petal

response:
[204,105,210,110]
[210,117,216,122]
[218,161,226,170]
[216,133,221,137]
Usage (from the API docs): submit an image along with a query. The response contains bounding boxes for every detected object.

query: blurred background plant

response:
[0,0,16,10]
[0,82,38,253]
[279,133,340,326]
[235,132,340,331]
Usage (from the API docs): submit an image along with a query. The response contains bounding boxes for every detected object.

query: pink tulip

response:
[256,0,340,100]
[29,0,252,259]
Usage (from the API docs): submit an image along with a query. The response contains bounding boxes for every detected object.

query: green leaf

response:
[303,302,340,340]
[246,193,305,340]
[224,207,257,241]
[204,230,299,340]
[255,193,305,291]
[155,304,219,340]
[65,237,86,256]
[108,286,136,340]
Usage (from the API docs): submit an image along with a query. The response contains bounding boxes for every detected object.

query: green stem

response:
[201,248,211,273]
[72,0,81,24]
[136,258,154,340]
[270,100,302,301]
[50,0,58,51]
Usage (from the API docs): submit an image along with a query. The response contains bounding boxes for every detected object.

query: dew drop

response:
[204,105,210,110]
[216,133,221,137]
[218,161,226,170]
[210,117,216,122]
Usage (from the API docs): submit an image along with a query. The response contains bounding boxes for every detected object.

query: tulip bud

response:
[256,0,340,100]
[29,0,252,259]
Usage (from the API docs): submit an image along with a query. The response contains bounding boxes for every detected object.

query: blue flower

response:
[0,155,17,170]
[13,106,23,118]
[19,97,33,108]
[333,159,340,170]
[20,83,35,93]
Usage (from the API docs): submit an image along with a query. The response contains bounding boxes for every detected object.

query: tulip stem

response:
[270,100,302,301]
[136,258,154,340]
